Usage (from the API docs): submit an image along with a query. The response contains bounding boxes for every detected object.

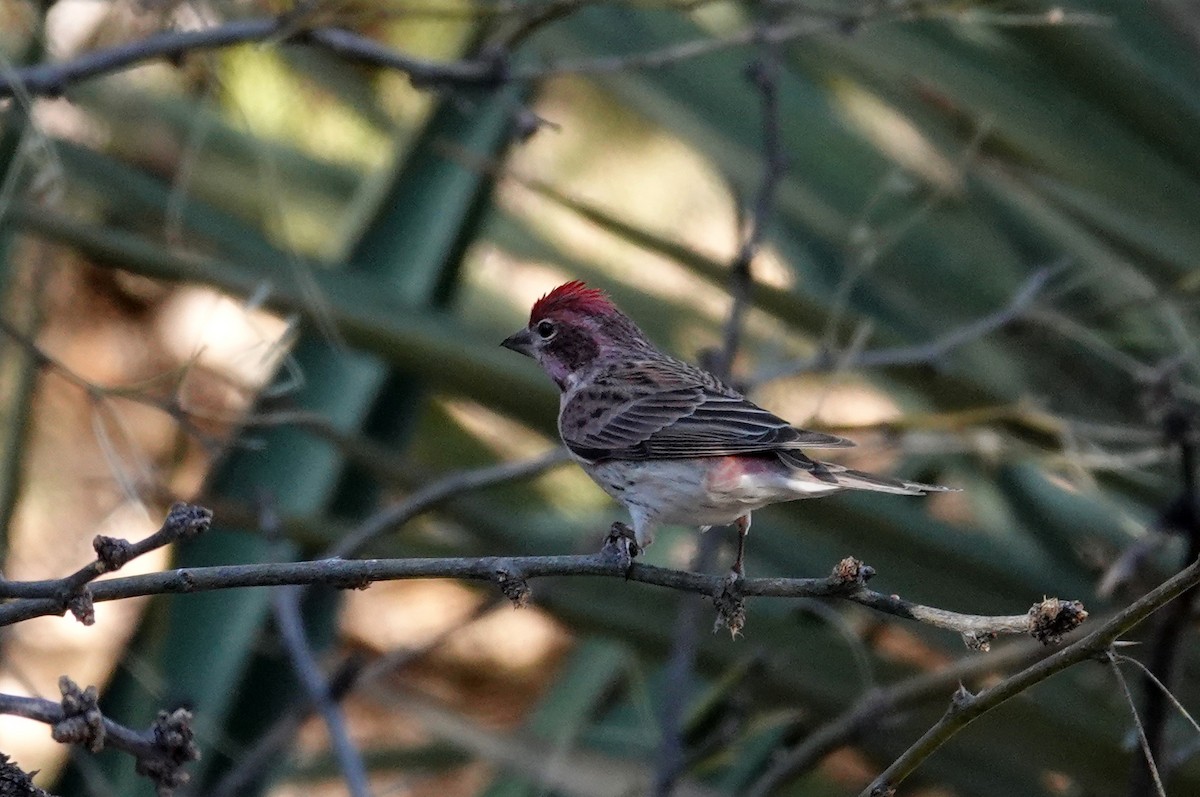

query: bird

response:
[501,280,953,576]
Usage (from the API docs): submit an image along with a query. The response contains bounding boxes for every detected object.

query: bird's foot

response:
[729,557,746,582]
[713,571,746,638]
[601,522,640,575]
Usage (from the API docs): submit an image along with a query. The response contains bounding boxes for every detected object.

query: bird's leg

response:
[731,514,751,579]
[601,522,640,575]
[606,521,641,556]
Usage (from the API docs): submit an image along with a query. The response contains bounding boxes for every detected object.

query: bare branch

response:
[0,677,198,795]
[327,448,569,559]
[1109,650,1168,797]
[209,598,500,797]
[0,541,1087,647]
[710,48,785,382]
[0,17,501,100]
[653,532,723,796]
[752,263,1064,384]
[0,2,1094,102]
[272,586,372,797]
[859,556,1200,797]
[0,502,212,623]
[1131,388,1199,797]
[746,636,1052,797]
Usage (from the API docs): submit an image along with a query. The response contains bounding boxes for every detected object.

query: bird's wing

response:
[559,361,853,462]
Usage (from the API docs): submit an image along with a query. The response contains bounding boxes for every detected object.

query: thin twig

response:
[0,678,198,795]
[210,597,501,797]
[745,636,1051,797]
[653,532,722,796]
[711,48,785,382]
[272,586,373,797]
[752,263,1063,384]
[1132,398,1199,797]
[859,556,1200,797]
[0,502,212,624]
[1117,653,1200,737]
[0,3,978,102]
[0,317,228,450]
[327,448,570,559]
[1109,650,1168,797]
[655,43,787,794]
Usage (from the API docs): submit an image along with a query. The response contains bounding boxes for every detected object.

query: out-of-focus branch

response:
[752,264,1063,384]
[656,41,787,796]
[746,636,1052,797]
[366,684,722,797]
[0,315,567,506]
[0,677,198,796]
[209,597,501,797]
[0,17,502,100]
[0,317,228,451]
[653,532,722,797]
[860,556,1200,797]
[0,3,1100,101]
[272,585,372,797]
[1130,391,1199,797]
[710,49,785,382]
[327,447,569,559]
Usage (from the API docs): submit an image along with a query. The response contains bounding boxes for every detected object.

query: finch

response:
[502,281,951,575]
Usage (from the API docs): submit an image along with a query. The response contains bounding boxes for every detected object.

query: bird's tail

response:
[778,450,955,496]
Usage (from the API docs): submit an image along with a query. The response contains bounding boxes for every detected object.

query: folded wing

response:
[560,363,853,462]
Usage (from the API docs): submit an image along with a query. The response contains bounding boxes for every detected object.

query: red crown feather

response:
[530,281,614,321]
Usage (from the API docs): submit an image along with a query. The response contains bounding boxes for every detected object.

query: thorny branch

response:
[0,676,198,796]
[859,556,1200,797]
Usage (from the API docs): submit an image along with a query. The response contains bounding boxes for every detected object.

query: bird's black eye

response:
[535,320,557,339]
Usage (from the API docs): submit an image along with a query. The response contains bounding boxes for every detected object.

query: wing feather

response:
[560,361,853,461]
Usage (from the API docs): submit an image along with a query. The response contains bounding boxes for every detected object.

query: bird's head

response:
[502,281,646,389]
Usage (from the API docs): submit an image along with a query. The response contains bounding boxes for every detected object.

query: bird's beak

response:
[501,328,535,357]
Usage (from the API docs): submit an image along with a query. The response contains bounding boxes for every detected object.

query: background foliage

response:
[0,1,1199,796]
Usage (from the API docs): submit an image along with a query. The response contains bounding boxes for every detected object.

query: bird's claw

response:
[601,522,640,576]
[713,571,746,638]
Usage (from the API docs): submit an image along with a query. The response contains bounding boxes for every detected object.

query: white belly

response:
[580,457,819,528]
